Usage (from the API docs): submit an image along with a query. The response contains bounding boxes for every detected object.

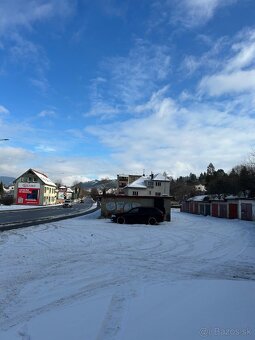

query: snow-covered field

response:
[0,209,255,340]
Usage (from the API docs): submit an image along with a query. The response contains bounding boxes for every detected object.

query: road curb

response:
[0,205,100,232]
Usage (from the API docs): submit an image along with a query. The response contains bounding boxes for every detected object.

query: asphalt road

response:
[0,197,97,231]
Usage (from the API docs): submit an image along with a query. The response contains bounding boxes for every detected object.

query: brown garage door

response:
[241,203,252,221]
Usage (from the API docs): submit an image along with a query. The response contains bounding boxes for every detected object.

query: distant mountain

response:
[0,176,15,186]
[76,179,117,191]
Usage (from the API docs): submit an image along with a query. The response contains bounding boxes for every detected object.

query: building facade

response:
[56,186,74,203]
[181,196,255,221]
[14,169,57,206]
[123,173,171,197]
[101,195,171,221]
[117,174,141,194]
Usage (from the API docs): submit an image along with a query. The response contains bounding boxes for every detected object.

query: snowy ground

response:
[0,209,255,340]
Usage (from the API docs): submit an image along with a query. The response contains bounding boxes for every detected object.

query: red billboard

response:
[17,183,40,205]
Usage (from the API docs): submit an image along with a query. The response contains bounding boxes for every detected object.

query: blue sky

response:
[1,0,255,185]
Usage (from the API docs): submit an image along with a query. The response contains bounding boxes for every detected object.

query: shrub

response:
[0,196,14,205]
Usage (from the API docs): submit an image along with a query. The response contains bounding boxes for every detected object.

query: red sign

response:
[17,188,40,205]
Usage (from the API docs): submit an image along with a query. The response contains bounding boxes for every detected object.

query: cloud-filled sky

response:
[1,0,255,185]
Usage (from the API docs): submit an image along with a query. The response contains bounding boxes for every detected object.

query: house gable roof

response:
[15,168,56,187]
[125,176,147,189]
[153,173,170,182]
[124,173,170,189]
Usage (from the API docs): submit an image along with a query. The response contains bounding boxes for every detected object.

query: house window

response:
[33,178,37,182]
[28,177,32,182]
[146,180,154,188]
[155,192,161,196]
[132,191,139,196]
[155,182,161,186]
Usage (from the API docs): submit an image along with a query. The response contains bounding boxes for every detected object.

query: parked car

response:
[111,207,164,225]
[63,199,73,208]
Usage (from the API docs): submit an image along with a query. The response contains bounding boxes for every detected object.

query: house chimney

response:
[150,172,154,180]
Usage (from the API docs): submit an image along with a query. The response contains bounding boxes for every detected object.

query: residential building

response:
[56,186,74,203]
[117,174,141,194]
[195,184,206,192]
[14,168,57,206]
[123,173,171,197]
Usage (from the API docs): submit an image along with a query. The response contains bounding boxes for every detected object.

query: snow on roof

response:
[187,195,209,202]
[125,173,170,189]
[32,169,56,187]
[125,176,147,189]
[153,173,170,181]
[225,195,239,199]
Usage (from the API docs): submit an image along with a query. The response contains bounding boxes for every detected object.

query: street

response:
[0,197,95,228]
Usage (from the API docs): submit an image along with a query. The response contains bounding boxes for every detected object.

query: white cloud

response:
[182,55,200,76]
[151,0,237,28]
[38,109,57,118]
[177,0,237,26]
[0,105,9,115]
[199,70,255,96]
[87,40,171,118]
[84,102,121,119]
[40,157,119,186]
[86,88,255,177]
[199,28,255,96]
[0,0,74,37]
[30,77,49,93]
[35,145,56,152]
[225,29,255,72]
[0,146,35,177]
[183,0,221,21]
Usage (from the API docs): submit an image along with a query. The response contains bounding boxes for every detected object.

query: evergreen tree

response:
[207,163,215,176]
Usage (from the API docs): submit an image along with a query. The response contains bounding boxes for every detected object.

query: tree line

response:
[171,161,255,201]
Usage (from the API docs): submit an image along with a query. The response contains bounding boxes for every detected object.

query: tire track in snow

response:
[96,292,126,340]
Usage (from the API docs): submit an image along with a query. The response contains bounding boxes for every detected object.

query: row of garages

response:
[181,198,255,221]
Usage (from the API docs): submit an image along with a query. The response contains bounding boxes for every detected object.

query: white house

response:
[123,173,170,197]
[14,168,57,206]
[195,184,206,192]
